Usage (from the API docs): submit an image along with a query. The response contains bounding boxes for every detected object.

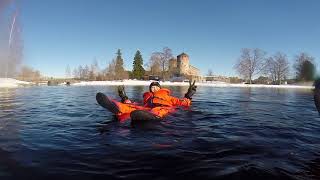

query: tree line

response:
[68,47,175,81]
[234,48,316,84]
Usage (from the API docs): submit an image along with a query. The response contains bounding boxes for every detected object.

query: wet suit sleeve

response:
[143,92,153,106]
[169,96,191,107]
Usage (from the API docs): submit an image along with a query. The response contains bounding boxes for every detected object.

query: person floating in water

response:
[115,81,197,117]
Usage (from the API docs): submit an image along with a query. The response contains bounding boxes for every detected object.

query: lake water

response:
[0,85,319,179]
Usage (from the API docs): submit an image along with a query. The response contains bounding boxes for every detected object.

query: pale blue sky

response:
[17,0,320,77]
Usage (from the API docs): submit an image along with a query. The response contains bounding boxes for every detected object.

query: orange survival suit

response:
[114,88,191,118]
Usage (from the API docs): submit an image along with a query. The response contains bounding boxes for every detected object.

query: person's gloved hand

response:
[184,80,197,99]
[118,85,128,103]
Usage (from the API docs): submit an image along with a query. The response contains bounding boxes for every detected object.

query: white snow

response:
[0,78,31,88]
[0,78,314,89]
[72,79,314,89]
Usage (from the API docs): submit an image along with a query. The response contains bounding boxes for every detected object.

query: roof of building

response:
[177,52,189,57]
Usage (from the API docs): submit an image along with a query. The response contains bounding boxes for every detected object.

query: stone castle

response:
[168,53,202,81]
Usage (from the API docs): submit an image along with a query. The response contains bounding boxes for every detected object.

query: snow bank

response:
[0,78,313,89]
[73,80,314,89]
[0,78,31,88]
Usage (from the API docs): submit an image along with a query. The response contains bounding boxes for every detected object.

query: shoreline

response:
[72,80,314,89]
[0,78,32,88]
[0,78,314,89]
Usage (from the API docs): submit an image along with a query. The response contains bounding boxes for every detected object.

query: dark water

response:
[0,85,320,179]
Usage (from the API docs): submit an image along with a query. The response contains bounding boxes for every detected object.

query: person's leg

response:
[113,101,148,114]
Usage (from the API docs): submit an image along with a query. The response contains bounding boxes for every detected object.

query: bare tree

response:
[17,65,41,82]
[77,65,83,80]
[84,65,90,80]
[89,58,99,80]
[89,69,95,81]
[234,48,266,84]
[148,53,161,76]
[105,59,116,80]
[207,69,213,76]
[72,68,80,79]
[160,47,173,80]
[148,47,173,80]
[265,52,290,84]
[65,64,71,78]
[265,58,277,83]
[162,47,173,70]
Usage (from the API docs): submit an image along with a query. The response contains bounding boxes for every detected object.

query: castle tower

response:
[177,52,189,76]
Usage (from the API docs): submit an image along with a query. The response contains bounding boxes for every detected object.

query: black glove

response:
[118,85,128,103]
[184,80,197,99]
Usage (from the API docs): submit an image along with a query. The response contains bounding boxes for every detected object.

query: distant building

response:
[143,73,161,81]
[168,53,203,82]
[205,75,230,83]
[148,75,161,81]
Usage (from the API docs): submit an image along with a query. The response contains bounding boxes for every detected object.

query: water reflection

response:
[169,86,188,97]
[0,89,17,110]
[130,86,146,102]
[0,89,22,152]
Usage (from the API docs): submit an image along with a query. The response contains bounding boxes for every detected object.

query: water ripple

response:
[0,86,318,179]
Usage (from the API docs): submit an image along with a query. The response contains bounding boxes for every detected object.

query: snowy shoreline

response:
[0,78,314,89]
[0,78,32,88]
[73,80,314,89]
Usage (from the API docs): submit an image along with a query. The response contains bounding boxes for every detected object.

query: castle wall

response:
[188,65,200,76]
[169,53,203,81]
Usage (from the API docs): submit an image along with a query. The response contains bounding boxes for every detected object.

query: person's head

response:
[149,81,161,93]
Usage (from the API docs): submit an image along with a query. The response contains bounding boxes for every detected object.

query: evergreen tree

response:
[299,60,316,81]
[294,53,316,81]
[115,49,125,79]
[132,50,145,79]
